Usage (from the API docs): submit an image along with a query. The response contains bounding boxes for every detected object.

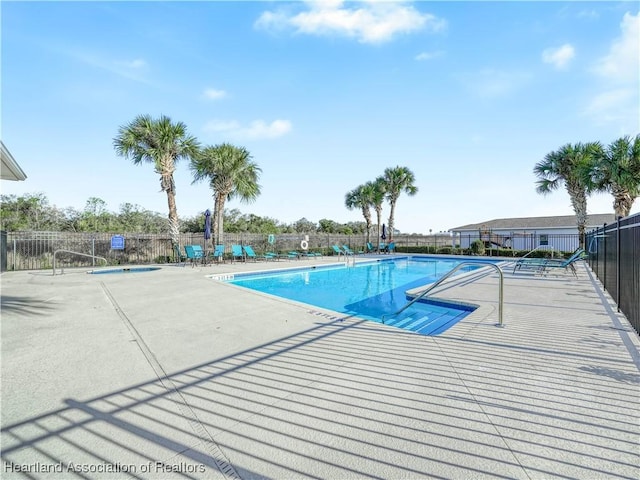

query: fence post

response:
[602,223,607,291]
[92,238,96,266]
[616,217,620,312]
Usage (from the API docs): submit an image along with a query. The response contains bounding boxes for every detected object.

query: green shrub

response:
[470,239,485,255]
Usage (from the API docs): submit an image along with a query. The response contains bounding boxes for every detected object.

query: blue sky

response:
[2,1,639,233]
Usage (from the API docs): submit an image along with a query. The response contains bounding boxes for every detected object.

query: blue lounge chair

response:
[231,244,245,262]
[332,245,345,257]
[366,242,376,253]
[539,250,586,277]
[243,245,272,261]
[342,245,356,255]
[387,242,396,254]
[513,248,584,275]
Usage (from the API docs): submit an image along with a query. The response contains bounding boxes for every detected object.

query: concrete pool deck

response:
[1,255,639,479]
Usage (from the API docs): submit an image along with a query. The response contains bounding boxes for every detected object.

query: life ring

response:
[300,240,309,250]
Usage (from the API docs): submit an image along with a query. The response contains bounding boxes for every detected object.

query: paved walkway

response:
[1,256,639,479]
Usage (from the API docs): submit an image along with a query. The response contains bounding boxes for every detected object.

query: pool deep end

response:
[88,267,161,274]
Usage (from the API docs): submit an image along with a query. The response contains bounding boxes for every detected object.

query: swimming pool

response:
[225,257,492,335]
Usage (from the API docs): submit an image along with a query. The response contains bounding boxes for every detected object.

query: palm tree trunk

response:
[217,195,226,245]
[212,196,221,244]
[388,200,396,242]
[166,190,180,248]
[361,207,372,244]
[612,185,633,218]
[567,183,588,248]
[375,207,383,253]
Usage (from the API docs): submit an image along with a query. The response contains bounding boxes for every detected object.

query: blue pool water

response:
[227,257,489,335]
[88,267,161,274]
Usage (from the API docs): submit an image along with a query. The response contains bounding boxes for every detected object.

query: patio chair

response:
[366,242,376,253]
[231,244,245,262]
[174,244,187,266]
[332,245,345,257]
[184,245,204,267]
[387,242,396,254]
[210,244,225,264]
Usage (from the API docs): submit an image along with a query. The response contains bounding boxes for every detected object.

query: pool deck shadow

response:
[1,256,639,479]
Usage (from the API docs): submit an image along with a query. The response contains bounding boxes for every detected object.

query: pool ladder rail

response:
[382,261,504,327]
[52,249,108,276]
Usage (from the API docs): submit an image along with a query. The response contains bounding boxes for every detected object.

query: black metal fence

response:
[586,213,640,336]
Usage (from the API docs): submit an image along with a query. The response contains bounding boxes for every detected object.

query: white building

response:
[449,214,616,252]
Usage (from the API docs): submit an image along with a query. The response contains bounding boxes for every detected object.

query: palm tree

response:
[190,143,261,244]
[591,135,640,218]
[381,166,418,241]
[534,142,601,247]
[113,114,200,248]
[345,183,374,244]
[370,178,386,252]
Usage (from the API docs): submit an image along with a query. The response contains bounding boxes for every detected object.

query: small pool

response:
[224,257,493,335]
[88,267,161,274]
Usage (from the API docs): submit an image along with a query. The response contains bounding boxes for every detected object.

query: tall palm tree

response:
[345,183,374,244]
[370,178,386,252]
[190,143,261,244]
[381,166,418,241]
[534,142,601,247]
[113,114,200,248]
[592,135,640,218]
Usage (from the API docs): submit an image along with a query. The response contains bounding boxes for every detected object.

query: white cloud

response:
[203,119,292,140]
[585,12,640,131]
[415,50,444,61]
[541,44,575,70]
[255,0,446,44]
[203,88,227,100]
[591,12,639,84]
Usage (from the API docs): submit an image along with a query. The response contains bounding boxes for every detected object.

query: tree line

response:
[0,192,372,235]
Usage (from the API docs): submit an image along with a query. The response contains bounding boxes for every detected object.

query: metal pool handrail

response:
[53,250,108,276]
[382,261,504,327]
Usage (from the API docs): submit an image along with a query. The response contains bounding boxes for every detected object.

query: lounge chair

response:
[244,245,272,261]
[342,245,356,255]
[387,242,396,254]
[539,250,586,277]
[366,242,376,253]
[332,245,345,257]
[231,244,245,262]
[513,248,585,275]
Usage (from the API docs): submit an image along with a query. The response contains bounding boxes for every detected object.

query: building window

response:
[539,234,548,246]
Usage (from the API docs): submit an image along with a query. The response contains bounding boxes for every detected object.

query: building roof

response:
[450,214,617,231]
[1,141,27,181]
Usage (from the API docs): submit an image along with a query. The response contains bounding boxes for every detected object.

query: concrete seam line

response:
[100,282,241,480]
